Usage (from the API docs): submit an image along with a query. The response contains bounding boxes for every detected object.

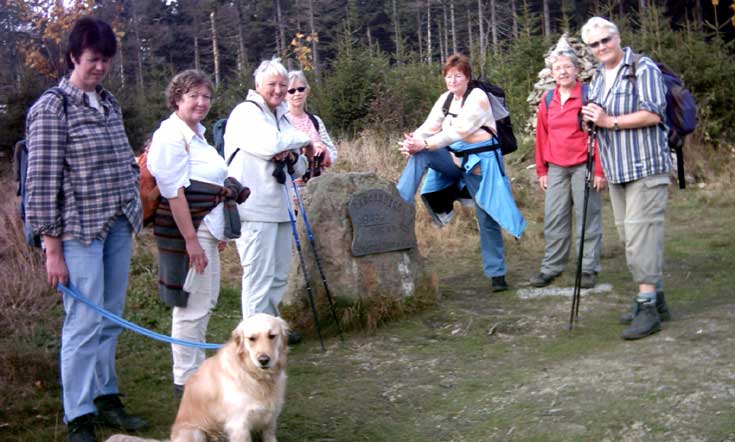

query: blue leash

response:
[57,283,223,350]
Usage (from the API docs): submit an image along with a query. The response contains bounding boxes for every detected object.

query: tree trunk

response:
[511,0,518,39]
[639,0,647,17]
[210,10,220,88]
[308,0,320,78]
[543,0,550,38]
[132,11,144,91]
[490,0,497,54]
[438,21,445,61]
[426,0,432,64]
[367,25,373,54]
[235,0,248,73]
[477,0,485,75]
[450,0,456,54]
[417,3,423,61]
[392,0,402,63]
[274,0,290,67]
[274,0,284,56]
[117,36,124,89]
[467,6,473,57]
[442,0,449,59]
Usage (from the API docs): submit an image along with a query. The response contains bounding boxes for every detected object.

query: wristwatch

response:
[613,117,620,131]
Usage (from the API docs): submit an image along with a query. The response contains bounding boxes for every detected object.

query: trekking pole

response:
[289,174,345,342]
[284,186,326,351]
[569,123,597,331]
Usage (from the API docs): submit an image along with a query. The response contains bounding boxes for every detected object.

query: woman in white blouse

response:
[285,70,337,177]
[396,54,526,292]
[147,70,229,397]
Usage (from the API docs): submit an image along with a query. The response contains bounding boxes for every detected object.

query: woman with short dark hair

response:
[25,16,146,442]
[396,53,526,292]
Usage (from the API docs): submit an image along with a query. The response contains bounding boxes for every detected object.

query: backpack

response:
[627,54,697,189]
[14,87,68,247]
[441,79,518,156]
[544,83,589,111]
[212,118,228,158]
[136,138,160,226]
[215,100,264,165]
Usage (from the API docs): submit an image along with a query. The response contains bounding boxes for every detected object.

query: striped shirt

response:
[588,47,671,184]
[25,77,142,244]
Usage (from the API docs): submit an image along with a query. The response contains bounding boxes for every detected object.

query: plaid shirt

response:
[588,47,671,184]
[25,77,142,244]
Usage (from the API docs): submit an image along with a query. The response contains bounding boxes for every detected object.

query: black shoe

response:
[491,276,509,292]
[287,330,303,345]
[67,413,97,442]
[622,302,661,340]
[173,383,185,400]
[529,272,557,288]
[619,292,672,324]
[580,272,597,289]
[94,394,148,431]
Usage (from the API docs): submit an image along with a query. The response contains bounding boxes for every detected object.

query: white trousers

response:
[171,224,221,386]
[236,221,293,318]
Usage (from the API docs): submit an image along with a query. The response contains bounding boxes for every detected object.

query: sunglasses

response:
[287,86,307,94]
[588,35,613,49]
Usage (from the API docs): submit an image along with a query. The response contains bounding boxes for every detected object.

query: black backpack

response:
[441,79,518,156]
[214,100,264,165]
[14,87,68,247]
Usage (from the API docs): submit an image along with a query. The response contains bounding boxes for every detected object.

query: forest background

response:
[1,0,734,155]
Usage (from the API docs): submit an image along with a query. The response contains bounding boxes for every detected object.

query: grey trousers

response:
[540,164,602,276]
[608,174,669,286]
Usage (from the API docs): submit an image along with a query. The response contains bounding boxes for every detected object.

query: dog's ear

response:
[232,325,248,359]
[276,317,290,353]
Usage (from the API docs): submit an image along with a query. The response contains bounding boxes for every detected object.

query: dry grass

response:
[331,130,545,262]
[0,177,58,334]
[0,174,61,427]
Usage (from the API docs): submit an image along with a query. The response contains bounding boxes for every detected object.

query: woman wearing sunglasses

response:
[285,70,337,180]
[396,53,526,293]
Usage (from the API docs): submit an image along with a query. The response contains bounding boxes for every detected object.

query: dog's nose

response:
[257,355,271,367]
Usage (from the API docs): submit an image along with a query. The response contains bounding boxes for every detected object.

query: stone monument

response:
[282,172,438,328]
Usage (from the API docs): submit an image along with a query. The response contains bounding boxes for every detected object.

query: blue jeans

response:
[396,150,506,278]
[60,216,133,422]
[396,148,462,204]
[464,173,507,278]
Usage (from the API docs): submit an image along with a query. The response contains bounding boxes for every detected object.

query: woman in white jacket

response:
[224,57,310,319]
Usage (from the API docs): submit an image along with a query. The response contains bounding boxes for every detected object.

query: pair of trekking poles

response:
[568,121,598,331]
[284,174,344,350]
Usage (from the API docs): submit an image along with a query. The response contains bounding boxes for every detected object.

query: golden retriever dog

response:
[171,313,289,442]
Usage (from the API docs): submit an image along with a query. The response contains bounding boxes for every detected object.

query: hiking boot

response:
[529,272,557,288]
[173,383,185,400]
[67,413,97,442]
[619,292,672,324]
[621,302,661,340]
[287,330,303,345]
[94,394,148,431]
[580,272,597,289]
[491,276,509,292]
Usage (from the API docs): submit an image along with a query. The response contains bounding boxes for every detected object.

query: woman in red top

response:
[531,47,606,288]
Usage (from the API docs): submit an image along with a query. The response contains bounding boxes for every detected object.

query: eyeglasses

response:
[288,86,307,94]
[588,35,613,50]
